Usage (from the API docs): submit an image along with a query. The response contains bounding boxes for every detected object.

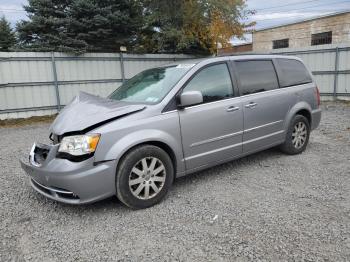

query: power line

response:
[254,1,350,21]
[255,0,321,11]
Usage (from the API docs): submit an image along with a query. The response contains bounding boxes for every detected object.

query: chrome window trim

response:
[164,82,314,113]
[181,96,241,110]
[161,110,178,115]
[238,82,313,99]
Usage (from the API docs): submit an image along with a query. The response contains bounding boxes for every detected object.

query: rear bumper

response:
[20,156,117,204]
[311,108,322,130]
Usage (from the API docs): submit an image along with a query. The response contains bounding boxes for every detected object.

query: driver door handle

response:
[226,106,240,112]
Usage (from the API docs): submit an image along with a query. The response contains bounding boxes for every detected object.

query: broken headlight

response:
[58,134,100,157]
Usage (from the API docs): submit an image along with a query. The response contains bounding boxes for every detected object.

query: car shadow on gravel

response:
[35,146,286,213]
[33,194,126,213]
[174,146,284,186]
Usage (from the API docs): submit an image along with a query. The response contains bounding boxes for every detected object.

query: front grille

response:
[31,179,51,195]
[31,179,80,201]
[33,146,49,165]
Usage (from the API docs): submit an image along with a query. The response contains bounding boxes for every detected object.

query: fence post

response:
[51,52,61,111]
[333,47,339,99]
[120,52,126,83]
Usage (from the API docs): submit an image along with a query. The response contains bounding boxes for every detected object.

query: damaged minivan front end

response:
[20,63,193,207]
[20,92,147,204]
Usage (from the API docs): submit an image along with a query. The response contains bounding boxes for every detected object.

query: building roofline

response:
[221,43,252,48]
[232,43,253,47]
[254,10,350,32]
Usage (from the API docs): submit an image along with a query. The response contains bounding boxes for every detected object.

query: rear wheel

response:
[116,145,174,209]
[280,115,310,155]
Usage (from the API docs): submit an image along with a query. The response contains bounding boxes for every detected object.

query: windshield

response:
[109,65,193,104]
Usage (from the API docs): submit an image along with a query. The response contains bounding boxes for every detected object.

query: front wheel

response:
[116,145,174,209]
[280,115,310,155]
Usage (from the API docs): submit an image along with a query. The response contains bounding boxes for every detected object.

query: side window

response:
[277,58,312,87]
[235,60,279,96]
[183,63,234,103]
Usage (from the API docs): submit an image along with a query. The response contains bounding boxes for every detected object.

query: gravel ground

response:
[1,103,350,261]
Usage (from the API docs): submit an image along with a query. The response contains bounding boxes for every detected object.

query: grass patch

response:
[321,100,350,107]
[0,115,57,128]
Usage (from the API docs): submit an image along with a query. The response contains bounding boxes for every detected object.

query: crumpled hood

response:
[50,92,145,135]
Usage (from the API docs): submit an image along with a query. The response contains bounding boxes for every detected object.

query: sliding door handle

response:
[245,102,257,108]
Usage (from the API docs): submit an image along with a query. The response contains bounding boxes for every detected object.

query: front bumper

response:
[20,143,117,204]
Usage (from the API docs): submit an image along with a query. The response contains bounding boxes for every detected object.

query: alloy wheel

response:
[128,157,166,200]
[292,122,307,149]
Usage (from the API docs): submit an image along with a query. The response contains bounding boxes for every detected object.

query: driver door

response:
[178,62,243,171]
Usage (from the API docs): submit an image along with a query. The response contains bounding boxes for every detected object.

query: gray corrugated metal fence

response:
[268,44,350,99]
[0,52,194,120]
[1,45,349,120]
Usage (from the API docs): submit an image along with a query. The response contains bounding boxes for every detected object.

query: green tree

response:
[67,0,143,52]
[16,0,85,52]
[16,0,143,53]
[0,16,16,51]
[135,1,186,53]
[139,0,255,55]
[16,0,254,54]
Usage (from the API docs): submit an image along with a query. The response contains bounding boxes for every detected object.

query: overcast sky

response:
[1,0,349,44]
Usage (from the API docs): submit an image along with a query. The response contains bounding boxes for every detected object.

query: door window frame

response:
[231,59,281,97]
[163,61,239,111]
[273,58,313,88]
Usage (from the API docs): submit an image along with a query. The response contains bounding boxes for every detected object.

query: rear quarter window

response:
[276,58,313,87]
[235,60,279,96]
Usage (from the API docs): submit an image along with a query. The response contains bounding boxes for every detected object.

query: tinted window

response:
[235,60,279,95]
[277,58,312,87]
[311,31,332,46]
[184,63,234,103]
[273,39,289,49]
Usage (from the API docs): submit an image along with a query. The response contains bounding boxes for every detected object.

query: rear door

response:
[178,62,243,171]
[274,58,314,106]
[233,60,293,153]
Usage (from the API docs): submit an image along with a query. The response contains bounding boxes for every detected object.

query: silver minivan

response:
[20,55,321,209]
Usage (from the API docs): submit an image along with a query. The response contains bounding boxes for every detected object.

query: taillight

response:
[315,86,321,107]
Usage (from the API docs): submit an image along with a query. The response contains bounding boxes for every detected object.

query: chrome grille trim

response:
[30,179,79,200]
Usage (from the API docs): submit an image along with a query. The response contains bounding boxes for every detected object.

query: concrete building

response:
[253,11,350,52]
[217,43,252,55]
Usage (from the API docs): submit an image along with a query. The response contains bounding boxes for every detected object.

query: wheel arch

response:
[95,129,185,177]
[283,102,312,137]
[295,108,311,126]
[117,141,178,179]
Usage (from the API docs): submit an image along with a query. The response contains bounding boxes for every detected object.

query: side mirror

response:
[178,91,203,108]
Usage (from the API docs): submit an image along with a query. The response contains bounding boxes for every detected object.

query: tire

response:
[116,145,174,209]
[280,115,310,155]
